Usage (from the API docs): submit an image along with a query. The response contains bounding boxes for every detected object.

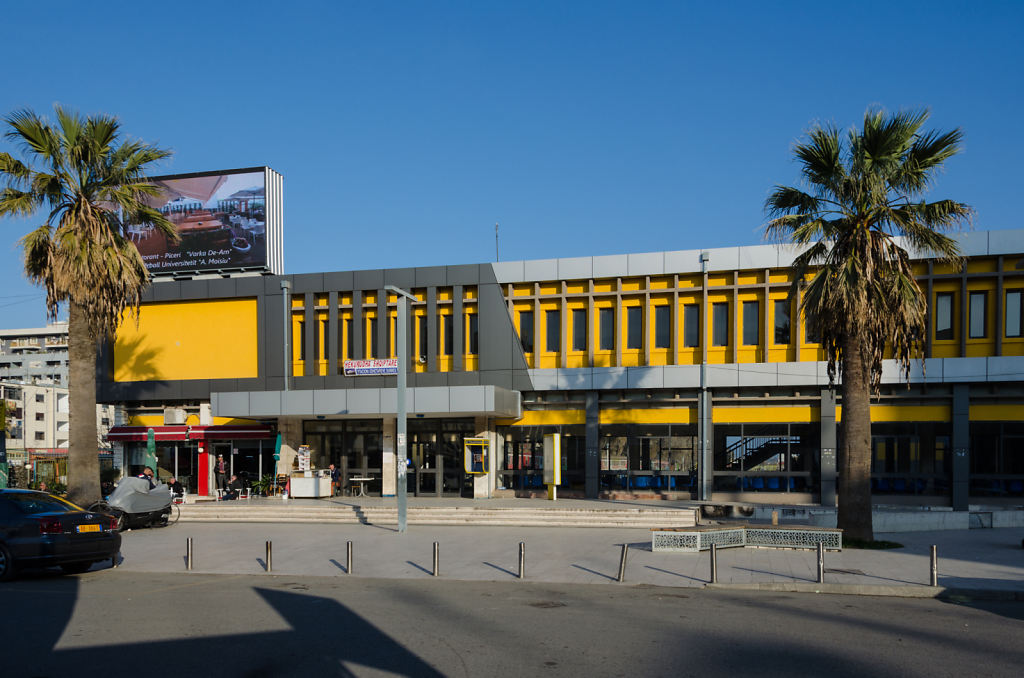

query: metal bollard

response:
[616,544,629,582]
[186,538,193,571]
[816,542,824,584]
[346,540,353,575]
[432,542,439,577]
[266,540,273,573]
[930,545,938,587]
[518,542,525,580]
[710,543,718,584]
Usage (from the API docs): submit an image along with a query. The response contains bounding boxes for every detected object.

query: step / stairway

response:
[176,503,698,528]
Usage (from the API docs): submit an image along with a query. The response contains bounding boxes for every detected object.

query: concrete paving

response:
[108,519,1024,598]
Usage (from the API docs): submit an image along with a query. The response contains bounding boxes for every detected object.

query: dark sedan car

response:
[0,489,121,581]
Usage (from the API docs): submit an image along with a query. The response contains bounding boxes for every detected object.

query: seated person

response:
[166,476,185,498]
[222,474,244,500]
[138,466,156,490]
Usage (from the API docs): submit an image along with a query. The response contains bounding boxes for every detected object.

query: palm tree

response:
[765,109,971,541]
[0,105,176,505]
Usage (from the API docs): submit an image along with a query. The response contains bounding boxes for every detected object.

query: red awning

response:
[106,425,273,442]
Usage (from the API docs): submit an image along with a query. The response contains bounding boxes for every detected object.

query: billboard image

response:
[135,167,283,276]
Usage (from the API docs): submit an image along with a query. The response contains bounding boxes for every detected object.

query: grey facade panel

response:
[323,271,355,289]
[943,357,987,382]
[347,388,381,414]
[415,386,451,413]
[988,229,1024,256]
[953,230,990,257]
[524,258,559,282]
[703,246,740,271]
[293,375,326,391]
[776,361,819,387]
[415,266,447,288]
[987,356,1024,381]
[706,364,739,388]
[449,386,483,414]
[591,367,628,390]
[235,276,265,296]
[556,257,593,281]
[627,252,664,276]
[491,261,525,283]
[445,264,480,286]
[736,363,777,387]
[558,369,594,390]
[313,389,348,415]
[178,279,210,299]
[592,254,628,279]
[626,366,664,389]
[250,391,282,416]
[527,370,559,390]
[216,391,249,416]
[738,245,778,270]
[282,390,314,415]
[292,273,325,294]
[663,365,700,388]
[383,267,417,290]
[446,371,481,387]
[149,282,181,301]
[353,269,385,290]
[663,250,703,274]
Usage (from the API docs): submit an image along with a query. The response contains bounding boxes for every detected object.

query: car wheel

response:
[59,562,92,575]
[115,511,128,532]
[0,543,15,582]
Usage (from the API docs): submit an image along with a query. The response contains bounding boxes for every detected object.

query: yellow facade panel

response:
[115,299,258,382]
[496,410,586,426]
[599,408,695,424]
[969,404,1024,421]
[713,406,818,424]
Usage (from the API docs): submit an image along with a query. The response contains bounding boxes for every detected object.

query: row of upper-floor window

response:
[287,282,1024,367]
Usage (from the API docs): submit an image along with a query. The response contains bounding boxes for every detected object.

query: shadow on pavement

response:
[4,576,444,678]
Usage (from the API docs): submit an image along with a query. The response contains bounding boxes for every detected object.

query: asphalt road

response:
[3,570,1022,678]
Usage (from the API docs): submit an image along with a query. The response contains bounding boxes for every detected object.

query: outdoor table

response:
[350,476,374,497]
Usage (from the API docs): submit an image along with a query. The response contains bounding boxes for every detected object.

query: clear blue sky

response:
[2,1,1021,328]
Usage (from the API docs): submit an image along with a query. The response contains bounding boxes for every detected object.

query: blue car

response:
[0,489,121,581]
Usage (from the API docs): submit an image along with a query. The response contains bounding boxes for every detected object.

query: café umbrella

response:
[145,428,158,474]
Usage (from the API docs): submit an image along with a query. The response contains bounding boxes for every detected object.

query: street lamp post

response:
[385,285,417,533]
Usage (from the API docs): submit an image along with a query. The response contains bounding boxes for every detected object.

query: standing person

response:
[329,463,341,497]
[216,454,228,491]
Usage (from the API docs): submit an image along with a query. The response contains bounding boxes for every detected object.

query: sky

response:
[1,0,1022,328]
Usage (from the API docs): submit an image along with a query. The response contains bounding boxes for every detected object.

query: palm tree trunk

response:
[66,302,100,506]
[837,328,874,541]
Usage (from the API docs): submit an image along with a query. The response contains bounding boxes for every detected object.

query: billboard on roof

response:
[135,166,283,276]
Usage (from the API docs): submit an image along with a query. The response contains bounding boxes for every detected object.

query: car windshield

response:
[6,493,82,515]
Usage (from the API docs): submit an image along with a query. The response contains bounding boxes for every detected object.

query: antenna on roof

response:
[495,222,500,262]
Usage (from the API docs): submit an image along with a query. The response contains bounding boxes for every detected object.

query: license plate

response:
[77,524,101,533]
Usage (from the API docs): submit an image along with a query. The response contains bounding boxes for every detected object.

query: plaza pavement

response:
[110,517,1024,599]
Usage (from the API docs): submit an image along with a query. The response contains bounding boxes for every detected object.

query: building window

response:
[435,314,453,356]
[545,310,560,353]
[683,304,699,348]
[599,308,614,351]
[712,303,728,347]
[773,300,790,345]
[654,306,671,349]
[519,310,534,353]
[626,307,642,350]
[297,320,306,361]
[742,301,759,346]
[417,315,428,360]
[35,412,45,421]
[1006,291,1022,338]
[366,318,378,359]
[935,292,954,341]
[339,318,351,361]
[35,432,45,441]
[969,292,987,339]
[805,310,821,344]
[468,313,479,354]
[572,309,587,351]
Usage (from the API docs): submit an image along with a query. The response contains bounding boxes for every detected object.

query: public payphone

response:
[463,437,489,475]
